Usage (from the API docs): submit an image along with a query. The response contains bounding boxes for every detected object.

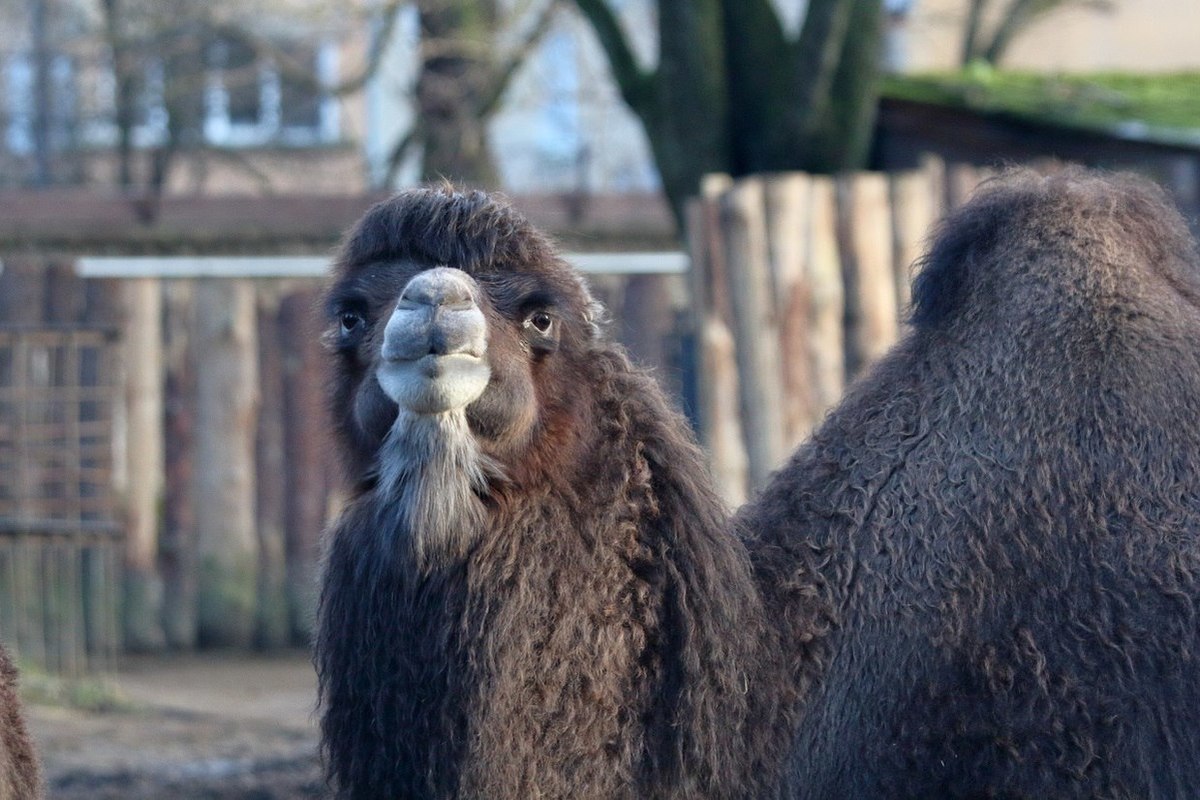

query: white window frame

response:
[205,38,339,148]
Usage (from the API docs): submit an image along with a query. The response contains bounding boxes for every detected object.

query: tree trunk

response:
[279,289,329,644]
[192,280,259,648]
[961,0,989,64]
[415,0,500,185]
[685,177,748,507]
[649,0,729,227]
[719,177,786,490]
[101,0,137,189]
[255,289,289,649]
[119,278,165,651]
[160,281,197,649]
[817,0,885,172]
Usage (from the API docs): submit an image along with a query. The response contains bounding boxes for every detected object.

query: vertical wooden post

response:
[620,274,678,394]
[838,172,899,381]
[120,277,165,650]
[921,154,949,217]
[192,279,260,648]
[720,177,787,491]
[890,168,938,318]
[160,281,197,648]
[946,162,987,209]
[808,176,846,416]
[764,173,818,449]
[686,174,748,507]
[1168,156,1200,235]
[255,286,289,649]
[280,288,330,643]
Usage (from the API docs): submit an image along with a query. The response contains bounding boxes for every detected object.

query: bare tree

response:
[960,0,1116,65]
[572,0,886,229]
[381,0,562,186]
[95,0,407,217]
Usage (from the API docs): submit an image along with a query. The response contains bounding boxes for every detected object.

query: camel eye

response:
[340,311,364,336]
[526,310,553,334]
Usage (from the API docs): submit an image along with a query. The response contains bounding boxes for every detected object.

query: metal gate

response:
[0,326,122,675]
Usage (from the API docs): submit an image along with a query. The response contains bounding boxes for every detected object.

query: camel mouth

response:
[377,353,491,415]
[376,267,492,415]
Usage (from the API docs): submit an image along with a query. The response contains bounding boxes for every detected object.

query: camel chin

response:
[376,354,491,416]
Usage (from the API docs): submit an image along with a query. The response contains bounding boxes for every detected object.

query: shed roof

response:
[0,190,676,257]
[879,71,1200,167]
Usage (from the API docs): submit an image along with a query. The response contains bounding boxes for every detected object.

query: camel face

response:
[329,258,568,453]
[326,191,589,490]
[324,190,600,569]
[376,267,491,415]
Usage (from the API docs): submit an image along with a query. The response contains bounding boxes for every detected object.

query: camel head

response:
[324,187,599,565]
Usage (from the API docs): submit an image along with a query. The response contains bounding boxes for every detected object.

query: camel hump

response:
[910,167,1200,337]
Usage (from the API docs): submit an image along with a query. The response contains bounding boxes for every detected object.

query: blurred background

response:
[0,0,1196,795]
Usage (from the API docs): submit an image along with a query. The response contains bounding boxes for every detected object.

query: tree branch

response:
[211,0,406,98]
[982,0,1114,64]
[722,0,793,172]
[570,0,654,115]
[961,0,989,64]
[478,0,562,120]
[384,126,421,186]
[791,0,857,135]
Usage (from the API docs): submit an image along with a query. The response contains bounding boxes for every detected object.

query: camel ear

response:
[582,297,606,339]
[320,326,343,352]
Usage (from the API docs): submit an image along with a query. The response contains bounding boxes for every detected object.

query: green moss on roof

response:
[883,66,1200,145]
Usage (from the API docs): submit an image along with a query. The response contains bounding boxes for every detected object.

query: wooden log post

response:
[280,288,329,643]
[890,168,939,318]
[620,274,678,393]
[192,279,260,648]
[921,154,949,217]
[764,173,819,449]
[119,277,166,651]
[160,281,197,648]
[719,177,787,492]
[946,162,992,210]
[255,287,290,649]
[0,260,44,665]
[808,176,847,416]
[837,173,899,381]
[686,175,749,507]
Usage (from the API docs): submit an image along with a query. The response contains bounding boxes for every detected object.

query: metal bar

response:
[77,252,691,278]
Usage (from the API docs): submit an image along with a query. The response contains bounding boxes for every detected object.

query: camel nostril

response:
[400,268,477,310]
[382,267,488,364]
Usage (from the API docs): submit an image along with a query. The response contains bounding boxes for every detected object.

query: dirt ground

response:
[25,652,326,799]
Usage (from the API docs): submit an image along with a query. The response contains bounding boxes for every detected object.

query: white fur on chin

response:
[379,409,504,569]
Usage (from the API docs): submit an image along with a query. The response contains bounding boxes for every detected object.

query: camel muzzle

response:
[376,267,491,414]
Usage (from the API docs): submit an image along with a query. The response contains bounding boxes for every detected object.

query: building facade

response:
[3,1,1197,197]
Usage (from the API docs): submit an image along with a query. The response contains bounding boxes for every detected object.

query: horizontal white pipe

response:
[73,251,689,279]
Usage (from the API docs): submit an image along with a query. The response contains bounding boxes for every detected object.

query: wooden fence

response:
[687,163,996,506]
[0,326,122,675]
[0,254,693,663]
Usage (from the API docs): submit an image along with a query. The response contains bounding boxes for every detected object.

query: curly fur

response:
[317,188,793,798]
[0,643,41,800]
[741,168,1200,797]
[316,171,1200,798]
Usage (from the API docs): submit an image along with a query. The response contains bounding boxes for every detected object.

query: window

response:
[3,51,77,155]
[204,36,338,148]
[4,53,34,155]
